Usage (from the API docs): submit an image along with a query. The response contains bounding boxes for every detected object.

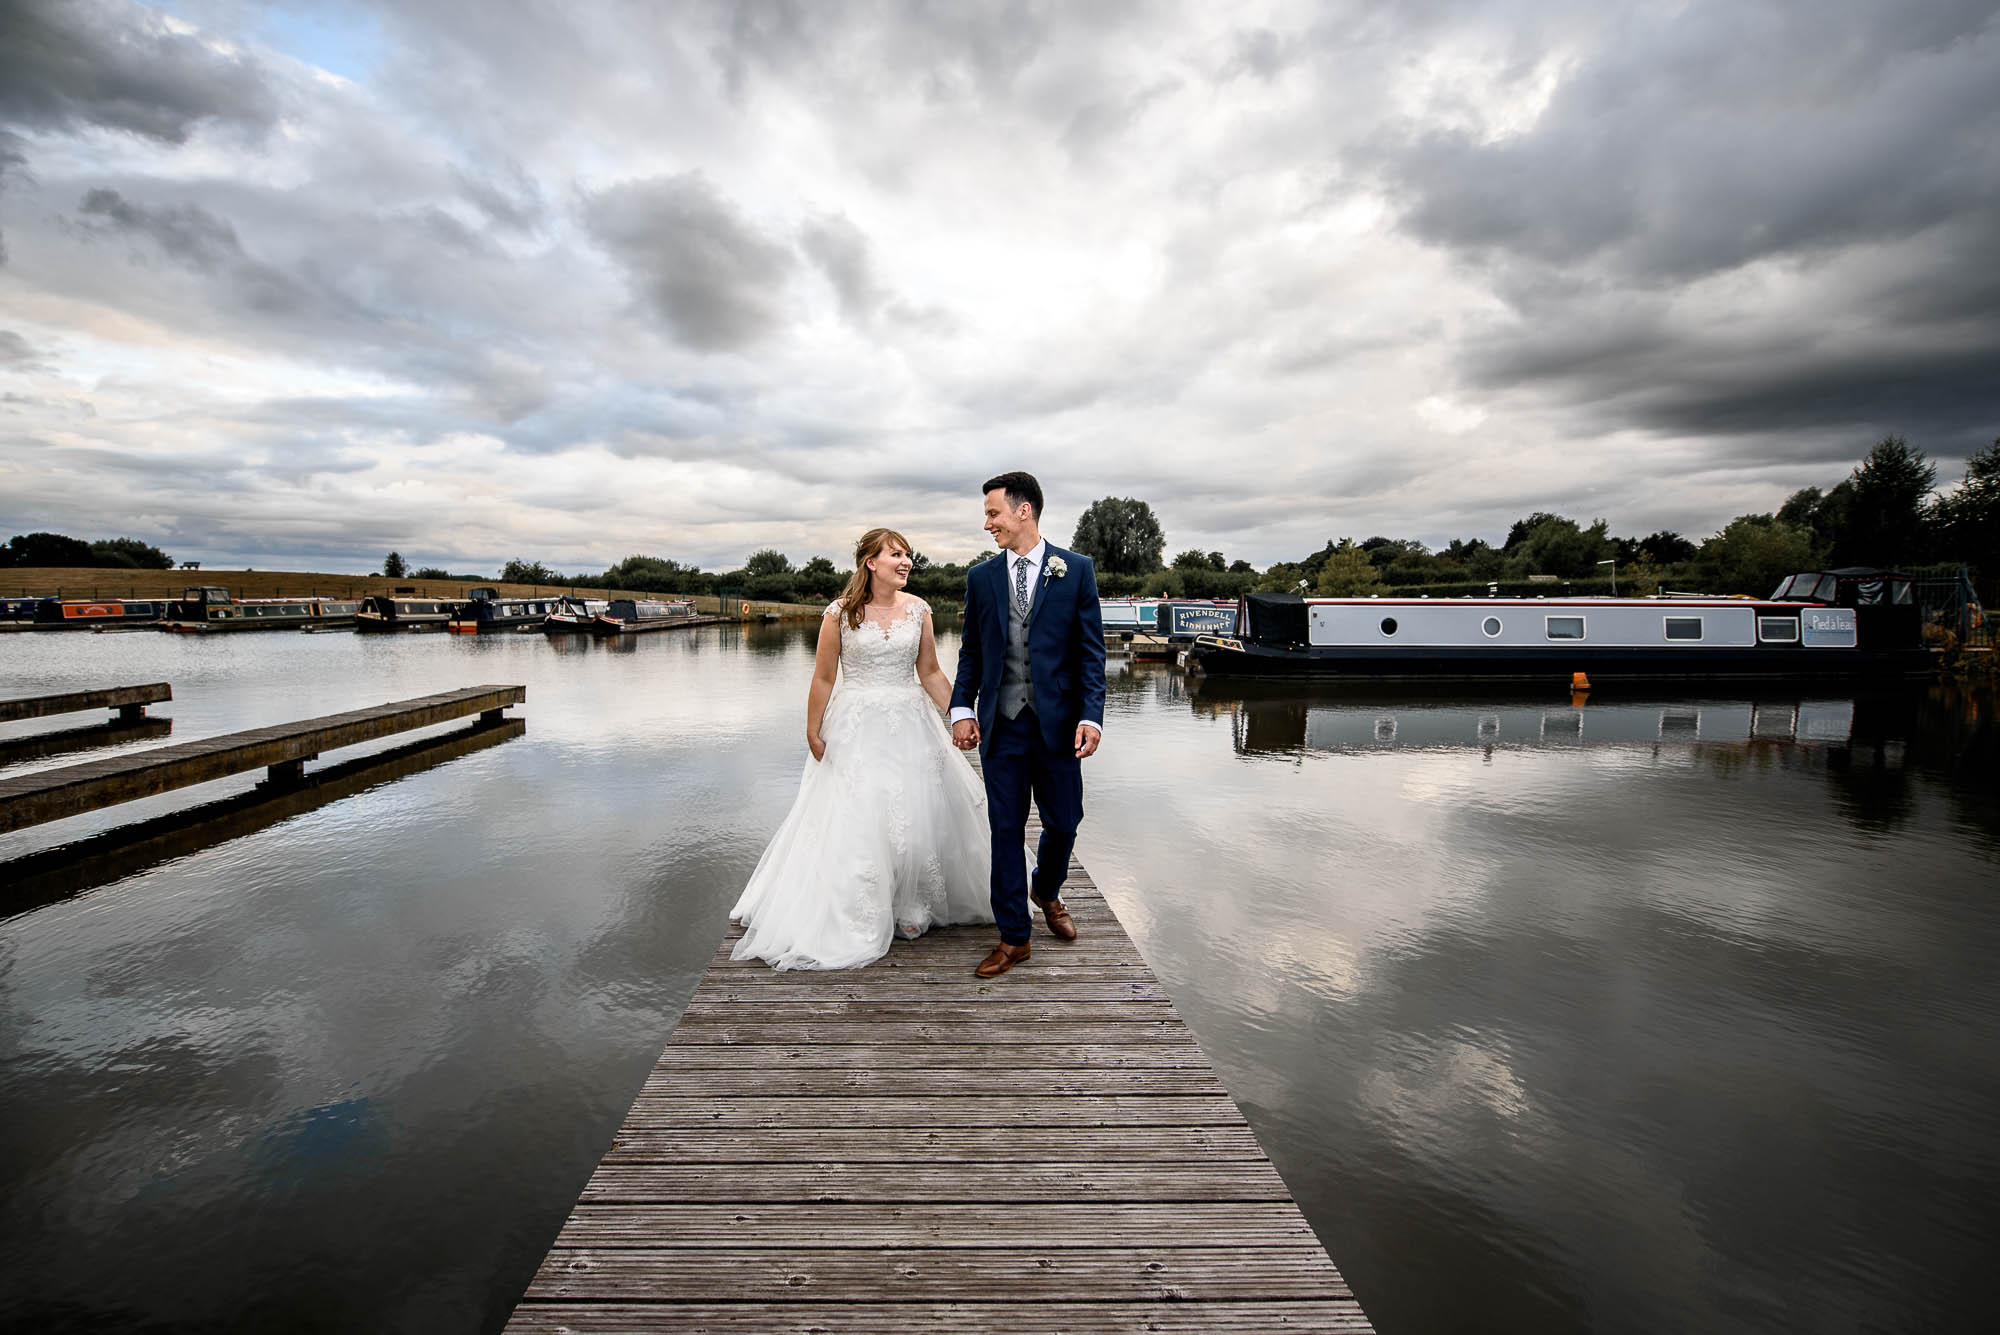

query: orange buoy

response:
[1571,671,1591,690]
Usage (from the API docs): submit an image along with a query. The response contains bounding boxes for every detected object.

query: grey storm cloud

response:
[1367,0,2000,453]
[587,174,796,352]
[0,0,279,144]
[799,213,884,326]
[72,187,326,318]
[0,329,41,365]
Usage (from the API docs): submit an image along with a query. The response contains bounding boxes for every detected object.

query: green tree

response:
[1255,561,1309,593]
[1172,549,1225,571]
[3,532,95,567]
[90,536,173,569]
[1837,435,1936,565]
[1070,497,1165,575]
[382,551,407,578]
[1503,514,1615,578]
[1314,540,1386,595]
[500,558,559,584]
[795,555,846,599]
[1696,515,1819,596]
[744,548,794,577]
[1929,437,2000,576]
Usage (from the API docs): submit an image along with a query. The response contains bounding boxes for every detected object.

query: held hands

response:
[951,718,980,751]
[1075,724,1100,759]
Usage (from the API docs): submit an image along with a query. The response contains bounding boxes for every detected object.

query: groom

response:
[950,472,1107,978]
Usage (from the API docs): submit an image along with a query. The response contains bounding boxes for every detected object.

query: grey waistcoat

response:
[999,565,1034,720]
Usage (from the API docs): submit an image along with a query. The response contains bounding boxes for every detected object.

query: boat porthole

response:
[1482,616,1503,637]
[1380,617,1398,636]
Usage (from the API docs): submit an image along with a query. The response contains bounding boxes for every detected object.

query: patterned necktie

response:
[1013,553,1031,616]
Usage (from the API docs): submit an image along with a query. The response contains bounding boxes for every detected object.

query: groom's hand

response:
[952,719,980,750]
[1074,724,1100,759]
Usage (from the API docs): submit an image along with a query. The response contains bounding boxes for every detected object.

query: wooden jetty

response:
[0,684,523,834]
[0,682,171,724]
[507,849,1372,1332]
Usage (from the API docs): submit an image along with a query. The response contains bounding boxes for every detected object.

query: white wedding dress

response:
[730,597,994,970]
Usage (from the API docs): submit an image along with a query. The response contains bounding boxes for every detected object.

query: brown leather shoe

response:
[1032,895,1078,941]
[975,942,1031,978]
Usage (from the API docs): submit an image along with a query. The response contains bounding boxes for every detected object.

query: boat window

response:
[1379,617,1398,636]
[1891,579,1913,604]
[1482,616,1503,637]
[1545,616,1585,640]
[1813,574,1838,601]
[1663,616,1703,641]
[1758,616,1799,643]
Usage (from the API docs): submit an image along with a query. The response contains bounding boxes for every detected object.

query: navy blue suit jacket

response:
[950,544,1107,759]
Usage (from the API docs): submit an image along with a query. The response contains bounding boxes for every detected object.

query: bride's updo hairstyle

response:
[836,527,914,629]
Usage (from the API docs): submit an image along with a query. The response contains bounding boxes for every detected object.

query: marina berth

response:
[540,596,608,634]
[1186,569,1931,681]
[446,589,565,634]
[354,594,452,632]
[163,586,358,633]
[588,598,700,635]
[29,597,167,629]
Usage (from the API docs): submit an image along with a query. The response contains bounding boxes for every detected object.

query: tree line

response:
[1074,434,1998,599]
[0,532,176,569]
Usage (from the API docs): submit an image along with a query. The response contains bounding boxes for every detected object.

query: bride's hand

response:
[808,730,826,762]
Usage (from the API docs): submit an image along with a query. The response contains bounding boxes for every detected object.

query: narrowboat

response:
[1,596,48,629]
[163,586,357,632]
[354,594,452,632]
[29,597,166,629]
[541,596,609,634]
[1098,598,1164,634]
[589,598,699,635]
[447,589,565,633]
[1184,568,1931,682]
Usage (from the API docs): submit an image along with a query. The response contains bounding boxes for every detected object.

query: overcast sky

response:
[2,0,1995,574]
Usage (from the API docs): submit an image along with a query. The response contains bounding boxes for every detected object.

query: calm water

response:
[1,626,1995,1333]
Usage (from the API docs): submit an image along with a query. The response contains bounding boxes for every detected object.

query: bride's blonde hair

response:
[836,527,913,629]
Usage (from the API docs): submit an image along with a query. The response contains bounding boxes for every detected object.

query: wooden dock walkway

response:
[0,681,171,723]
[0,684,523,833]
[507,850,1372,1332]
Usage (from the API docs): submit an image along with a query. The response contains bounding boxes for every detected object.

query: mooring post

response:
[118,702,147,721]
[265,756,312,786]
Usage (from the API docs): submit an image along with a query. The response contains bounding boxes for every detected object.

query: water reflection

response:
[2,717,525,920]
[0,715,173,768]
[1082,672,2000,1334]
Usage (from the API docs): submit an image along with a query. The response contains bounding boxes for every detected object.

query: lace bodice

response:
[828,597,929,691]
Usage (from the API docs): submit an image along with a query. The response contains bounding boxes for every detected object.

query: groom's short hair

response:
[983,471,1043,520]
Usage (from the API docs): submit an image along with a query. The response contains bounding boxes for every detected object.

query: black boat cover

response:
[1242,592,1309,646]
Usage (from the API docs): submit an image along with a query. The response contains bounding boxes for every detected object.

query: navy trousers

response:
[984,707,1083,946]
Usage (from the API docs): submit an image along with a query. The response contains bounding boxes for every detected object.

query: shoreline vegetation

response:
[0,568,834,620]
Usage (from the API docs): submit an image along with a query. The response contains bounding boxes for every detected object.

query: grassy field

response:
[0,569,828,619]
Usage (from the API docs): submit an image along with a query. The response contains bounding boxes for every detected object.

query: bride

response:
[729,527,994,969]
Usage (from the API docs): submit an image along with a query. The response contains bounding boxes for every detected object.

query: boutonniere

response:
[1046,555,1068,579]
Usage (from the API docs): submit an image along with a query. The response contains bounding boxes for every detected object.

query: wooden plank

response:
[616,1096,1248,1129]
[506,1302,1375,1333]
[604,1125,1269,1163]
[660,1021,1202,1047]
[578,1161,1294,1205]
[677,1001,1172,1024]
[638,1067,1227,1097]
[0,682,171,723]
[0,685,523,832]
[651,1042,1208,1069]
[549,1202,1326,1250]
[522,1246,1347,1301]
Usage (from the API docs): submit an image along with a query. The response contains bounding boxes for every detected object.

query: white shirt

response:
[951,540,1101,735]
